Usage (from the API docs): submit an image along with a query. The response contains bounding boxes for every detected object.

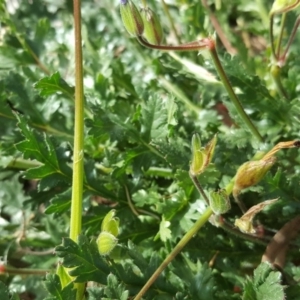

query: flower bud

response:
[97,232,118,256]
[190,134,217,176]
[209,190,231,215]
[140,7,163,45]
[101,209,119,237]
[120,0,144,37]
[270,0,300,15]
[233,157,276,197]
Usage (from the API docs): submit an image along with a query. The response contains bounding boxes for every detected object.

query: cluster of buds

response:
[120,0,163,45]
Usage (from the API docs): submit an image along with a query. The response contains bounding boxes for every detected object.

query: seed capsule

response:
[270,0,300,15]
[233,157,276,197]
[209,190,231,215]
[120,0,144,37]
[190,134,217,176]
[140,7,163,45]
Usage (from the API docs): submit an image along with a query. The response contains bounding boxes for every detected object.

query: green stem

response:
[281,16,300,61]
[137,36,263,142]
[160,0,181,44]
[134,207,213,300]
[2,266,49,276]
[189,173,210,205]
[275,13,287,58]
[69,0,85,298]
[70,0,84,242]
[270,64,289,100]
[208,46,263,142]
[269,14,277,60]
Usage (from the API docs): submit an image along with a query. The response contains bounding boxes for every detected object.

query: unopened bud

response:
[233,157,276,197]
[270,0,300,15]
[120,0,144,37]
[190,134,217,176]
[209,190,231,215]
[97,232,118,256]
[140,7,163,45]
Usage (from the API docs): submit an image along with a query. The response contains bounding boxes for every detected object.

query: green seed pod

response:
[209,190,231,215]
[120,0,144,37]
[140,7,163,45]
[190,133,203,176]
[233,157,276,197]
[270,0,300,15]
[190,134,217,176]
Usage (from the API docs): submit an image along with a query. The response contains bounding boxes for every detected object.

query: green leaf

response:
[189,262,216,300]
[86,106,140,143]
[55,235,111,283]
[140,95,168,141]
[15,114,72,181]
[0,282,11,300]
[34,72,74,98]
[44,274,76,300]
[157,216,172,242]
[103,273,129,300]
[242,262,285,300]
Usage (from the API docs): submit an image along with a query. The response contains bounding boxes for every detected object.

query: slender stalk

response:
[124,185,139,216]
[275,13,287,58]
[189,172,210,205]
[269,14,277,60]
[201,0,237,55]
[137,35,209,51]
[160,0,181,44]
[281,16,300,61]
[233,194,247,214]
[208,46,263,142]
[134,207,213,300]
[70,0,84,243]
[137,36,263,142]
[69,0,85,298]
[1,266,49,276]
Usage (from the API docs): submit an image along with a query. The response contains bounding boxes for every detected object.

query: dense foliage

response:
[0,0,300,299]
